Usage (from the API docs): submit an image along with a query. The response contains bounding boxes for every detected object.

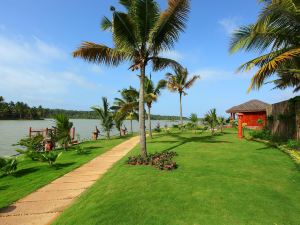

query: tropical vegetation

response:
[165,67,200,128]
[54,114,73,150]
[92,97,114,139]
[230,0,300,92]
[204,108,218,135]
[144,75,167,138]
[72,0,190,158]
[111,87,139,134]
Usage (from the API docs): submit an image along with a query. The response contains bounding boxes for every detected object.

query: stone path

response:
[0,136,139,225]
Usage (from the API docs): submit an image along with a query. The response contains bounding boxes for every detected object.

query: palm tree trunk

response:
[147,105,152,138]
[130,118,133,134]
[106,131,110,139]
[139,65,147,158]
[179,92,183,130]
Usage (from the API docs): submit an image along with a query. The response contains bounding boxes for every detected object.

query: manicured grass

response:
[53,129,300,225]
[0,135,132,209]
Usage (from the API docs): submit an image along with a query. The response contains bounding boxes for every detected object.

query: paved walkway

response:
[0,136,139,225]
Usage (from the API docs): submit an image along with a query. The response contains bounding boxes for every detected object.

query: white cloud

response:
[193,68,248,81]
[218,17,239,35]
[161,50,183,61]
[0,33,96,105]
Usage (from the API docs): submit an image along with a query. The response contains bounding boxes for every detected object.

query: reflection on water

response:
[0,119,177,156]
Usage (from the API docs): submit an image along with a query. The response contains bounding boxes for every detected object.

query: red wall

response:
[241,112,267,127]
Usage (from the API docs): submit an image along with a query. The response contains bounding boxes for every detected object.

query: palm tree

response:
[112,87,139,134]
[204,109,218,135]
[144,75,167,138]
[54,114,73,150]
[92,97,114,139]
[165,67,200,129]
[230,0,300,92]
[73,0,190,158]
[189,113,198,133]
[218,116,226,133]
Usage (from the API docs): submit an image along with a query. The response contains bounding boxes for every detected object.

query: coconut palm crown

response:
[165,67,200,128]
[230,0,300,92]
[73,0,190,157]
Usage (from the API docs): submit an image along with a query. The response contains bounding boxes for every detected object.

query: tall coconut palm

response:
[92,97,114,139]
[73,0,189,158]
[165,67,200,129]
[144,75,167,138]
[111,87,139,134]
[230,0,300,92]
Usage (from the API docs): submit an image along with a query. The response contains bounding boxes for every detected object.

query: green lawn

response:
[0,135,132,209]
[53,129,300,225]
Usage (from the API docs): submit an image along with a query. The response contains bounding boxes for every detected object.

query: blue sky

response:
[0,0,297,117]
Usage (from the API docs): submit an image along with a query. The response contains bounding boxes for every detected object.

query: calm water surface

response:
[0,119,177,156]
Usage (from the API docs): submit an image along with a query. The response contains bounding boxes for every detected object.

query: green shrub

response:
[0,157,18,175]
[41,151,62,166]
[154,123,161,132]
[172,124,179,129]
[75,145,90,155]
[286,139,300,150]
[249,129,272,140]
[15,135,44,161]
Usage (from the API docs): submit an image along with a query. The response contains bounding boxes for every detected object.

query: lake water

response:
[0,119,177,156]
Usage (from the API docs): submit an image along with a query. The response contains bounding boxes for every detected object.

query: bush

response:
[0,157,18,175]
[75,145,90,155]
[126,150,178,170]
[41,151,62,166]
[249,129,272,140]
[154,123,161,133]
[15,135,45,161]
[172,124,179,129]
[286,139,300,150]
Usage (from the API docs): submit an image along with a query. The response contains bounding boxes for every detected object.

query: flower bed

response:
[126,150,178,170]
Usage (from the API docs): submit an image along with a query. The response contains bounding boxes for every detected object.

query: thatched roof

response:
[226,100,270,113]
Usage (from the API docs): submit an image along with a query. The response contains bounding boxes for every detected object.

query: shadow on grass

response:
[151,132,232,152]
[53,162,76,170]
[12,167,40,178]
[0,185,9,190]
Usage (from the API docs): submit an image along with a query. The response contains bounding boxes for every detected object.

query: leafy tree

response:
[204,108,218,135]
[112,87,139,134]
[54,114,73,150]
[92,97,114,139]
[144,75,167,138]
[166,67,200,129]
[72,0,190,158]
[230,0,300,92]
[218,116,226,133]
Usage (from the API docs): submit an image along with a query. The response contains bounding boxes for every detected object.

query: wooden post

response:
[238,113,243,139]
[45,128,49,137]
[72,127,75,140]
[29,127,32,138]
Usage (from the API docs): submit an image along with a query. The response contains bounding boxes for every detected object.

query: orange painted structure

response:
[226,100,270,138]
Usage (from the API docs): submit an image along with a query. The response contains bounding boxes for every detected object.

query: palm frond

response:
[73,42,130,66]
[150,0,190,53]
[132,0,159,43]
[184,75,200,89]
[101,16,112,31]
[151,56,182,71]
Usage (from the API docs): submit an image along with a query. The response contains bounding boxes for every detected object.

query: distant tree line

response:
[0,96,185,121]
